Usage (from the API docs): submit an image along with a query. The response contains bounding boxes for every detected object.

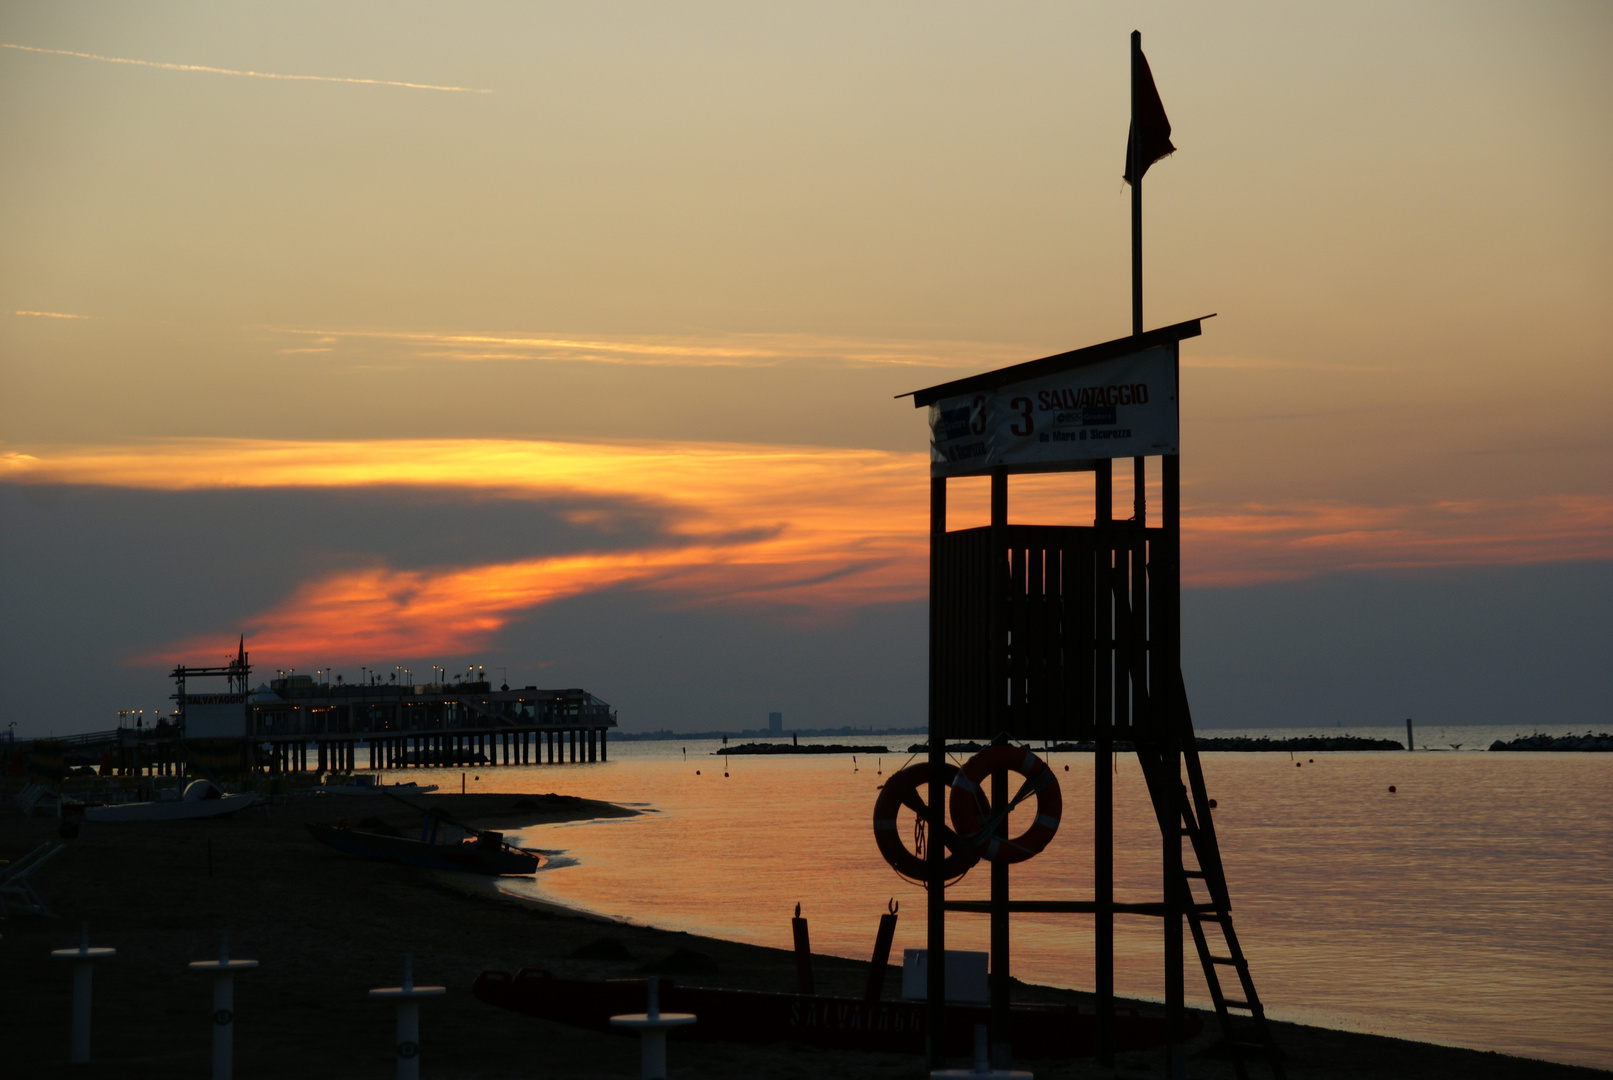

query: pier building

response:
[6,642,617,781]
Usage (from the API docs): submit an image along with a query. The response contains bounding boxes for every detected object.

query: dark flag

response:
[1123,50,1175,185]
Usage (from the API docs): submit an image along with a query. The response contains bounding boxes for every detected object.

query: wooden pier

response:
[9,678,616,781]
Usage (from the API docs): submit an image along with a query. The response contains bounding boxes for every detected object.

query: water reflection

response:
[412,739,1611,1069]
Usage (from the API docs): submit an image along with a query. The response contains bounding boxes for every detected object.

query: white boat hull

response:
[84,792,259,822]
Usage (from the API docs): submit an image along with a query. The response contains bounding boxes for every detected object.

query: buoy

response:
[1296,762,1302,767]
[872,761,980,882]
[1064,765,1069,771]
[695,770,700,775]
[949,746,1063,864]
[1208,798,1218,809]
[1388,785,1396,793]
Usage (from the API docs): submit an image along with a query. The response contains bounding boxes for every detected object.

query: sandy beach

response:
[5,792,1606,1080]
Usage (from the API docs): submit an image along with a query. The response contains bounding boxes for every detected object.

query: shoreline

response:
[4,791,1607,1079]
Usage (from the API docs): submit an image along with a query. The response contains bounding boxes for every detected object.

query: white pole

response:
[189,931,257,1080]
[369,955,445,1080]
[608,976,697,1080]
[50,922,116,1064]
[71,959,93,1062]
[396,999,421,1080]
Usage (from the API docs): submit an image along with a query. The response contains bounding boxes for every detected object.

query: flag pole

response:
[1131,30,1143,338]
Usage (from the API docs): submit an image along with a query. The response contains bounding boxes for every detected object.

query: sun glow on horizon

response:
[6,437,1608,665]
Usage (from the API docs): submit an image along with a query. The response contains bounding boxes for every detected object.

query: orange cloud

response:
[7,438,1608,663]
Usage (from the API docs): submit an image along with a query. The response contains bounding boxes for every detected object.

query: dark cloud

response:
[1183,561,1613,729]
[0,482,677,727]
[4,481,1608,736]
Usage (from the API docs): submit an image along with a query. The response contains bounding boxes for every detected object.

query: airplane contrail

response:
[1,43,494,94]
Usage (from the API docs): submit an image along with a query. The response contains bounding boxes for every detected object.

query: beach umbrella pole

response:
[50,921,116,1063]
[188,931,258,1080]
[609,976,697,1080]
[369,955,446,1080]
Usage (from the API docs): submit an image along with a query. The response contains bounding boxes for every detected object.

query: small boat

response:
[84,780,259,823]
[306,821,539,875]
[318,776,440,796]
[471,969,1193,1058]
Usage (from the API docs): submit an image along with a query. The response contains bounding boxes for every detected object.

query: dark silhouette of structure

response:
[899,32,1283,1080]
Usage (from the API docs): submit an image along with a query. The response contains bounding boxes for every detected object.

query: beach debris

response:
[187,930,257,1080]
[368,955,445,1080]
[571,936,635,962]
[609,976,697,1080]
[50,921,115,1063]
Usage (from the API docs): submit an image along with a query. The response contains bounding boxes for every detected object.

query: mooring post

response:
[50,921,115,1063]
[791,903,815,994]
[1407,717,1415,751]
[187,930,258,1080]
[368,955,445,1080]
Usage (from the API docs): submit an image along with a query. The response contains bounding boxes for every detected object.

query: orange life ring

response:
[872,762,981,882]
[948,745,1063,864]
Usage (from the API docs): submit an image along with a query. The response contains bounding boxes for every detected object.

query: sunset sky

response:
[2,2,1609,735]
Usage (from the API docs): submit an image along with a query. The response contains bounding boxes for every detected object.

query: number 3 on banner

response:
[970,394,987,435]
[1009,396,1034,436]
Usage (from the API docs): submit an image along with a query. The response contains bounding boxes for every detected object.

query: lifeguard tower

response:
[892,32,1285,1080]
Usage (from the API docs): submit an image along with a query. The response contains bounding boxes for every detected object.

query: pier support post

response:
[601,729,608,761]
[51,922,115,1064]
[368,956,445,1080]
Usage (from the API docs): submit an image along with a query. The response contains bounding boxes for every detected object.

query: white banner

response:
[185,697,246,738]
[929,343,1178,476]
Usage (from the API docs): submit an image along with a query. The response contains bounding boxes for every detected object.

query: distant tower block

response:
[769,712,783,735]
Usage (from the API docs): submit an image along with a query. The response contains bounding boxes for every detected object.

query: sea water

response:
[403,726,1612,1069]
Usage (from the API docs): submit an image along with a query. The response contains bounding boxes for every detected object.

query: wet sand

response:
[4,792,1606,1080]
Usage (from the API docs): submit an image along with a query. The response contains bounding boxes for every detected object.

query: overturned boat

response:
[306,816,539,875]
